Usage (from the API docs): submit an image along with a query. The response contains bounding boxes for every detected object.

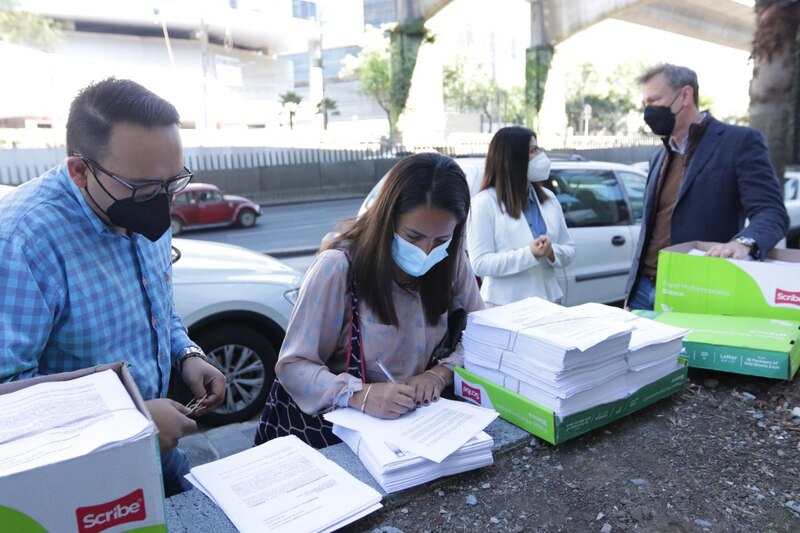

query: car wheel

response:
[236,209,257,228]
[187,325,276,426]
[171,216,183,235]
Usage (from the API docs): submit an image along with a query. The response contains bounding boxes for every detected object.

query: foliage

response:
[442,55,524,132]
[316,97,340,130]
[341,26,392,123]
[0,0,59,50]
[525,44,553,128]
[388,18,433,140]
[565,62,642,135]
[279,91,302,130]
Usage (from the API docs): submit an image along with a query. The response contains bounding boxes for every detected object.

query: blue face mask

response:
[392,233,452,277]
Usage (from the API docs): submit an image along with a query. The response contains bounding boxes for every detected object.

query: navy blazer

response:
[625,116,788,297]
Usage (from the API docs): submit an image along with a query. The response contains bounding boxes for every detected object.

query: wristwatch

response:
[734,236,758,257]
[176,345,208,370]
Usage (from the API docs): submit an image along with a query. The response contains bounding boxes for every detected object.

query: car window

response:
[200,191,223,202]
[546,169,628,228]
[173,192,193,205]
[785,176,799,200]
[618,171,646,224]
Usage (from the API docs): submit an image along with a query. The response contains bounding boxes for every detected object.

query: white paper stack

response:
[566,303,690,393]
[463,298,634,416]
[333,426,494,493]
[186,435,382,533]
[323,398,498,492]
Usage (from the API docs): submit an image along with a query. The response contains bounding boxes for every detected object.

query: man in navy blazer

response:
[626,63,788,310]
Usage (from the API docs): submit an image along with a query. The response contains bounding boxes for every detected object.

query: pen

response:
[375,358,399,384]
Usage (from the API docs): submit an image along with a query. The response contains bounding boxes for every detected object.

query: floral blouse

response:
[274,246,484,415]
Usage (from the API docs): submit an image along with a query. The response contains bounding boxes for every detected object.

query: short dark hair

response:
[330,152,471,326]
[66,77,180,158]
[638,63,699,107]
[481,126,546,218]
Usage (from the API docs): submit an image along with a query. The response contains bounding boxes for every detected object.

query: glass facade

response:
[363,0,395,27]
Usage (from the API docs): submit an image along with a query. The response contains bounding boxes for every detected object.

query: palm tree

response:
[279,91,302,130]
[316,97,340,130]
[749,0,800,183]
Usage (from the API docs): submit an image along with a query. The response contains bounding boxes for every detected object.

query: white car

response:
[351,157,647,306]
[170,238,301,426]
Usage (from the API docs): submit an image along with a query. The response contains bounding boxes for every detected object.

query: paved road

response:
[178,197,362,254]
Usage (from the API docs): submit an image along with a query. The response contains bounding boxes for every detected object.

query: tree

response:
[442,55,518,132]
[340,27,393,141]
[316,97,340,130]
[565,62,641,134]
[0,0,59,50]
[279,91,302,130]
[749,0,800,184]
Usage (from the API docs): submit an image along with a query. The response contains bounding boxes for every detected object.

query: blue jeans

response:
[161,447,193,497]
[628,275,656,311]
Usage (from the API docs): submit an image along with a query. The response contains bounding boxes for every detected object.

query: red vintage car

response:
[170,183,261,235]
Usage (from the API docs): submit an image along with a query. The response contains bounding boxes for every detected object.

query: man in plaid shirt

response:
[0,78,225,496]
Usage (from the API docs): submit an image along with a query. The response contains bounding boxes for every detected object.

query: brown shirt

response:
[642,115,712,279]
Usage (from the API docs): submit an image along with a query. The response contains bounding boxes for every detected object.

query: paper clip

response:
[185,394,208,415]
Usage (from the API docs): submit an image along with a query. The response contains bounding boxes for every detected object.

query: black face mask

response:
[643,91,682,137]
[85,172,172,242]
[105,194,171,242]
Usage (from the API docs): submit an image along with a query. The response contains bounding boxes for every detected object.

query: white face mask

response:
[391,233,452,277]
[527,152,551,182]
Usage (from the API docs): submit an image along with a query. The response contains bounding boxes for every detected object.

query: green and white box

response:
[654,241,800,320]
[0,363,166,533]
[639,311,800,379]
[454,365,687,445]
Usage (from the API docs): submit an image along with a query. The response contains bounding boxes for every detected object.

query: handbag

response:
[254,256,364,450]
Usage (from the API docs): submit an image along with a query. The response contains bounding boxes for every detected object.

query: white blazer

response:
[466,186,576,305]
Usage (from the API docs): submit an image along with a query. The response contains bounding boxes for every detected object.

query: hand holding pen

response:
[353,358,415,418]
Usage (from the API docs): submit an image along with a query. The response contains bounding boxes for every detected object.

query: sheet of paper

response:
[187,435,382,533]
[323,398,498,463]
[0,369,152,477]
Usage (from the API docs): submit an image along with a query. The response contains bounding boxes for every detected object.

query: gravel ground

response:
[341,369,800,533]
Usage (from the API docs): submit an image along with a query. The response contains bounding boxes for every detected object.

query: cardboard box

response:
[654,241,800,321]
[0,363,166,533]
[638,310,800,379]
[454,365,687,445]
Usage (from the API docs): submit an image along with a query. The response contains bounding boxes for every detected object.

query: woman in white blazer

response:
[466,127,575,306]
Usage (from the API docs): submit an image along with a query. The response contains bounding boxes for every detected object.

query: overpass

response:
[400,0,755,51]
[395,0,755,132]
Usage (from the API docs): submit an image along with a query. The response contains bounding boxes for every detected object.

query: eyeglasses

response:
[74,153,193,202]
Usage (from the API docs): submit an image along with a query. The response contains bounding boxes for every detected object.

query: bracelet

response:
[360,384,374,413]
[425,369,447,388]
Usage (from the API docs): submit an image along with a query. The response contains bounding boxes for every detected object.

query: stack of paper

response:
[186,435,382,533]
[568,303,690,393]
[0,370,153,477]
[463,297,634,416]
[324,398,498,492]
[333,427,493,493]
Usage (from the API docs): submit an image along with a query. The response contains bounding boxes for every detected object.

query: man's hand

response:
[705,240,751,260]
[180,357,226,413]
[145,398,197,453]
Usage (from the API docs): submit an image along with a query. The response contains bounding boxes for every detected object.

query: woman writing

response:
[466,126,575,306]
[255,153,483,448]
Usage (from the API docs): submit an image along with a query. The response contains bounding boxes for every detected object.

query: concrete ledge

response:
[168,417,533,531]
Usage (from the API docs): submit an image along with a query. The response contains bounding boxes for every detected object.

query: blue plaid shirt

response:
[0,162,195,399]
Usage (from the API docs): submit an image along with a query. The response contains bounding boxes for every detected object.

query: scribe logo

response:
[461,382,482,404]
[775,289,800,307]
[76,489,146,533]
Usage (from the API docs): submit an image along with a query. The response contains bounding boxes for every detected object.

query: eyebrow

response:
[403,227,453,240]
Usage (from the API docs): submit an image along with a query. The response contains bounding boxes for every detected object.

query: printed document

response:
[186,435,382,533]
[324,398,498,463]
[0,369,152,477]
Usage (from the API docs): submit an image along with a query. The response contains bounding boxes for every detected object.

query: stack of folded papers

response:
[463,298,689,416]
[324,397,498,493]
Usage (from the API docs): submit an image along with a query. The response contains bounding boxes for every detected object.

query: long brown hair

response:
[328,153,471,327]
[480,126,547,218]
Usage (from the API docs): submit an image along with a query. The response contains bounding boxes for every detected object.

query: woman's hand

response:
[349,383,416,419]
[529,235,554,261]
[406,367,453,407]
